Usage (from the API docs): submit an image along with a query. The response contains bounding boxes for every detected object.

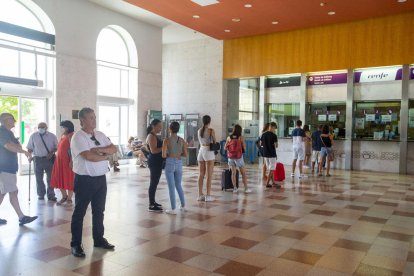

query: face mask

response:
[38,128,46,134]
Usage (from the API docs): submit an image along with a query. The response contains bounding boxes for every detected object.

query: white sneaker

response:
[205,195,215,202]
[291,173,295,177]
[233,188,238,193]
[244,188,252,194]
[165,209,177,215]
[179,205,186,212]
[197,195,205,201]
[299,174,307,179]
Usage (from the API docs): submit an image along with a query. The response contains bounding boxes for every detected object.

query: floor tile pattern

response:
[1,163,414,275]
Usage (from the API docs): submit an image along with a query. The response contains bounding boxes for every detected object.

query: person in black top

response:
[146,119,164,212]
[318,124,333,177]
[310,125,323,174]
[260,122,279,188]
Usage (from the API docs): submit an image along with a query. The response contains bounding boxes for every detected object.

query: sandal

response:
[56,197,67,206]
[65,199,73,206]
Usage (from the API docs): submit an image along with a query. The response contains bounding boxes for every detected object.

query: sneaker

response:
[299,174,307,179]
[165,209,177,215]
[204,195,215,202]
[290,173,295,177]
[197,195,205,201]
[148,205,163,212]
[154,202,162,207]
[19,215,38,226]
[244,188,252,193]
[233,188,238,193]
[0,218,7,225]
[179,205,186,212]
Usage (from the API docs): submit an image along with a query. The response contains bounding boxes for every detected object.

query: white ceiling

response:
[89,0,210,44]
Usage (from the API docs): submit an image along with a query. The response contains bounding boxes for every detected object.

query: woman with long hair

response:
[146,119,164,212]
[197,115,216,202]
[162,121,187,214]
[318,124,333,177]
[224,124,251,193]
[51,120,75,206]
[303,124,312,168]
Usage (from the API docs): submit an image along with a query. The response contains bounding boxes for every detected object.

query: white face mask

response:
[38,128,46,134]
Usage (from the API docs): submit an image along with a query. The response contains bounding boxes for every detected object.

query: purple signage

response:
[306,73,347,85]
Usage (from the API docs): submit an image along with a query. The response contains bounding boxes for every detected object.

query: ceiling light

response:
[272,21,279,25]
[397,0,407,2]
[320,2,326,6]
[244,4,252,8]
[328,11,336,15]
[232,18,241,22]
[191,0,219,7]
[224,29,231,32]
[193,15,200,19]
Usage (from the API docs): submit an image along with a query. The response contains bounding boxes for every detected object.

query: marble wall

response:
[352,141,400,173]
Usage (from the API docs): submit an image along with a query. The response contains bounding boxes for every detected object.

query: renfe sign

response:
[358,67,399,82]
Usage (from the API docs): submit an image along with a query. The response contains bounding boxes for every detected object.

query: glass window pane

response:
[97,66,121,97]
[267,103,300,137]
[409,100,414,140]
[354,101,400,141]
[20,51,36,79]
[0,47,18,77]
[98,105,120,145]
[120,106,128,144]
[120,69,129,98]
[96,28,128,65]
[307,102,346,138]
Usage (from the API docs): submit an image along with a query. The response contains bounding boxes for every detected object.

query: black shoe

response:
[19,216,38,226]
[48,197,57,202]
[154,202,162,207]
[71,244,86,257]
[148,205,163,212]
[94,238,115,250]
[0,218,7,225]
[38,197,45,200]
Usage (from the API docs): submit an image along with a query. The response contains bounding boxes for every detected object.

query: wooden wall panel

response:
[223,12,414,79]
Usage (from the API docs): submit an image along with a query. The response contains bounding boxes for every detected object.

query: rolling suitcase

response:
[221,169,239,191]
[273,162,285,181]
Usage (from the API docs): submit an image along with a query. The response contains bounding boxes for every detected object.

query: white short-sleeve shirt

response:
[71,130,111,176]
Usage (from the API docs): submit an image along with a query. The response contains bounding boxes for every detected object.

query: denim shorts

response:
[320,147,332,157]
[228,157,245,168]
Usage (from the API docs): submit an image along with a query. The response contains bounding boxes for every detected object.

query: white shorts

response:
[264,157,277,171]
[197,146,215,162]
[292,146,305,161]
[312,150,320,162]
[0,172,18,194]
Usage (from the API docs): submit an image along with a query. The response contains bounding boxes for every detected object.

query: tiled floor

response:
[1,163,414,275]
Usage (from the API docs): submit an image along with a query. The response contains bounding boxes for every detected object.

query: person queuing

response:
[162,121,187,215]
[0,113,37,226]
[260,122,278,188]
[224,124,252,194]
[257,123,270,182]
[291,120,306,178]
[51,120,75,206]
[27,122,58,201]
[146,119,164,212]
[311,125,323,174]
[318,124,334,177]
[70,108,117,257]
[197,115,216,202]
[303,124,312,168]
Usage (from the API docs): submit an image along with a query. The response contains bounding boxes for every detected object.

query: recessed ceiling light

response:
[397,0,407,2]
[193,15,200,19]
[244,4,252,8]
[328,11,336,15]
[320,2,326,6]
[232,18,241,22]
[272,21,279,25]
[224,29,231,32]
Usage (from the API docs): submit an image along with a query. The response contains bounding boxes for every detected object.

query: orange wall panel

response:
[223,12,414,79]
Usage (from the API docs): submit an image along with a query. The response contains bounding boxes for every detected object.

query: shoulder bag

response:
[209,129,220,153]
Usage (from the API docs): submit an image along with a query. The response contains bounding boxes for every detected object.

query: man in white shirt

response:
[27,122,58,201]
[70,107,117,258]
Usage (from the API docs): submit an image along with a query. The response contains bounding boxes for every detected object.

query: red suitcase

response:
[273,162,285,181]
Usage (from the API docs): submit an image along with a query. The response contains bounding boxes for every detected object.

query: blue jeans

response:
[164,158,185,210]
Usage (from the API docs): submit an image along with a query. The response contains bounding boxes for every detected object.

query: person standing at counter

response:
[311,125,323,174]
[318,124,333,177]
[291,120,306,178]
[260,122,278,188]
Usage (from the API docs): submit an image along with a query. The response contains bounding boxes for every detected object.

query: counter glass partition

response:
[353,101,401,141]
[266,103,300,138]
[408,100,414,140]
[306,102,346,139]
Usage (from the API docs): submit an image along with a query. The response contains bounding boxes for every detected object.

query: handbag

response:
[208,129,220,153]
[39,134,56,163]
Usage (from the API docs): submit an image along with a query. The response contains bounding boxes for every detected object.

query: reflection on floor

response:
[1,163,414,275]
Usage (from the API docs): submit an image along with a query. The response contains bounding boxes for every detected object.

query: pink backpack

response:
[227,137,242,159]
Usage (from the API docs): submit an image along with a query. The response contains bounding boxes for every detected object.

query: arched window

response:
[0,0,55,172]
[96,25,137,145]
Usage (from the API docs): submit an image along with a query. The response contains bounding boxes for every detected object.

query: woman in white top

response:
[197,115,216,202]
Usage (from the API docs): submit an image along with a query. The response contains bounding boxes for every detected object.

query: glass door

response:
[98,105,120,145]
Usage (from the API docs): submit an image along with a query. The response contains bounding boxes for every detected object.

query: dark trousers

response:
[148,165,162,206]
[71,174,107,247]
[33,157,55,199]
